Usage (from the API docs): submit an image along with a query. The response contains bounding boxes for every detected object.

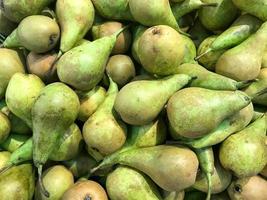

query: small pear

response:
[0,111,11,143]
[227,175,267,200]
[83,78,127,157]
[35,165,74,200]
[0,151,11,170]
[5,73,45,127]
[219,115,267,178]
[106,166,162,200]
[0,48,25,99]
[131,25,147,64]
[56,0,95,53]
[0,134,30,152]
[167,87,251,138]
[106,55,136,87]
[114,74,192,125]
[61,180,108,200]
[0,9,17,36]
[92,21,132,55]
[216,21,267,81]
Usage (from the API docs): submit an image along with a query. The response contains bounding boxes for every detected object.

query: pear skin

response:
[0,10,17,36]
[0,111,11,143]
[0,134,30,152]
[0,151,11,170]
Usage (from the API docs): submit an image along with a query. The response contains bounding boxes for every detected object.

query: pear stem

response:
[0,164,13,175]
[41,7,57,20]
[38,165,50,198]
[195,48,212,60]
[206,173,212,200]
[114,24,131,38]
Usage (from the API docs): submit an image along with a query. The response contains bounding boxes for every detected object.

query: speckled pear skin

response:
[56,0,95,53]
[219,115,267,178]
[106,166,163,200]
[167,87,251,138]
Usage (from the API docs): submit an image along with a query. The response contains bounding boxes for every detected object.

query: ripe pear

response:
[77,86,106,122]
[0,151,11,170]
[114,74,192,125]
[5,73,45,127]
[0,48,25,99]
[0,134,30,152]
[56,0,95,53]
[167,87,251,138]
[92,21,132,55]
[199,0,238,31]
[0,10,17,36]
[106,166,162,200]
[83,78,127,157]
[0,111,11,143]
[219,115,267,178]
[228,175,267,200]
[216,21,267,81]
[35,165,74,200]
[106,55,136,87]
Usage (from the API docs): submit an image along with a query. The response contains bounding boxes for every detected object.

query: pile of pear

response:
[1,0,267,200]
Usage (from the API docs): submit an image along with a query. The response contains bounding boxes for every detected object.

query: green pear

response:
[3,15,60,53]
[163,191,184,200]
[91,0,134,21]
[92,145,199,192]
[1,0,54,22]
[32,82,79,196]
[167,87,251,138]
[57,27,127,91]
[219,115,267,178]
[83,78,127,158]
[176,63,252,90]
[5,73,45,127]
[232,0,267,21]
[106,55,136,87]
[114,74,191,125]
[0,10,17,36]
[0,111,11,143]
[227,175,267,200]
[106,166,163,200]
[0,134,30,152]
[180,35,197,64]
[216,21,267,81]
[56,0,95,53]
[35,165,74,200]
[0,151,11,170]
[0,48,25,99]
[131,25,147,64]
[92,21,132,55]
[137,25,187,76]
[199,0,238,31]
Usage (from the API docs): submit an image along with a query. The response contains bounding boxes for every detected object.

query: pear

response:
[57,27,128,91]
[0,10,17,36]
[0,48,25,99]
[83,78,127,158]
[0,134,30,152]
[92,21,132,55]
[35,165,74,200]
[199,0,238,31]
[1,0,54,22]
[232,0,267,21]
[77,87,106,122]
[258,68,267,79]
[74,39,91,47]
[27,51,58,82]
[91,0,134,21]
[106,55,136,87]
[180,35,197,64]
[228,175,267,200]
[0,111,11,143]
[56,0,95,53]
[163,191,184,200]
[219,115,267,178]
[61,180,108,200]
[0,151,11,170]
[0,163,35,200]
[131,25,147,64]
[92,145,199,192]
[5,73,45,127]
[193,159,232,194]
[114,74,191,125]
[216,21,267,81]
[32,82,79,196]
[176,63,252,90]
[262,48,267,68]
[137,25,187,76]
[167,87,251,138]
[106,166,162,200]
[3,15,60,53]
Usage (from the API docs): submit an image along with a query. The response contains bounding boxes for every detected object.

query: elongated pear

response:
[167,87,251,138]
[0,111,11,143]
[114,74,192,125]
[83,78,127,157]
[5,73,45,128]
[176,63,251,90]
[1,0,54,22]
[216,21,267,81]
[106,166,162,200]
[57,28,127,91]
[219,115,267,178]
[91,0,134,21]
[32,82,79,196]
[56,0,95,53]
